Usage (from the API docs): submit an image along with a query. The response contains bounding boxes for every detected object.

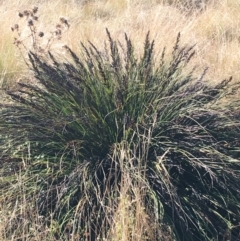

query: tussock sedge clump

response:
[1,6,240,241]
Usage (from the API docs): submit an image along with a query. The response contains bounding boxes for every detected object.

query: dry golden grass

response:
[1,0,240,86]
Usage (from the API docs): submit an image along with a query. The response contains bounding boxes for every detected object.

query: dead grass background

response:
[1,0,240,86]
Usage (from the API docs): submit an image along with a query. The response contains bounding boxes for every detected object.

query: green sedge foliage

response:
[1,29,240,240]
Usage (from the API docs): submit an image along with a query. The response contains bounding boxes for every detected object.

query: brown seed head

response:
[56,24,62,29]
[11,24,19,31]
[55,29,62,35]
[32,16,38,21]
[23,10,30,17]
[18,12,24,18]
[38,46,44,53]
[15,24,19,30]
[28,19,34,26]
[32,6,38,14]
[60,17,69,27]
[14,38,22,46]
[60,17,66,23]
[38,32,44,37]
